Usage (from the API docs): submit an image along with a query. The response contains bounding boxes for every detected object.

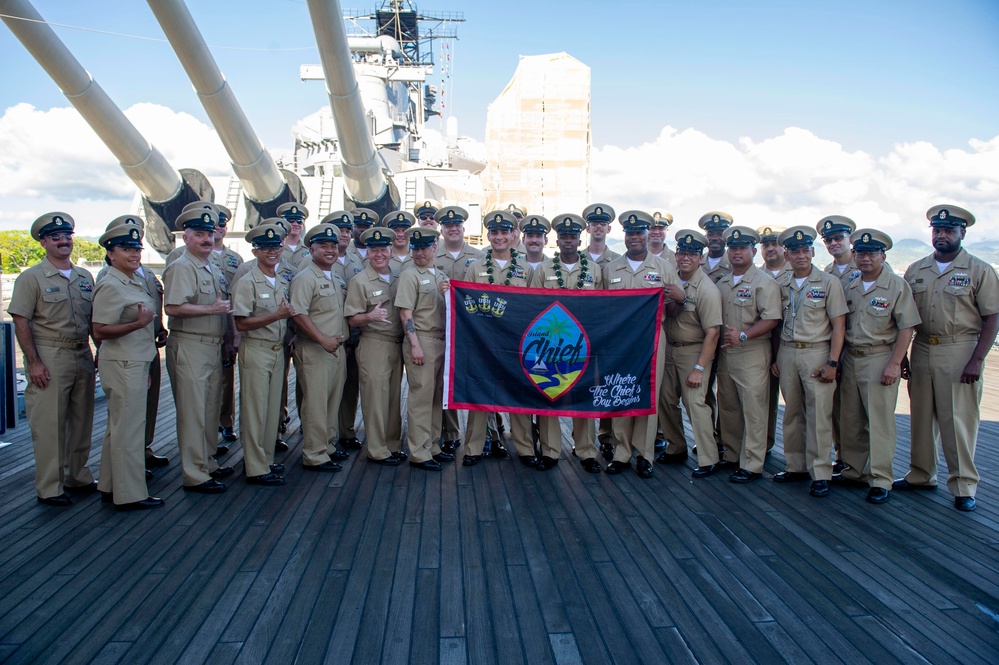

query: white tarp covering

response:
[482,53,591,219]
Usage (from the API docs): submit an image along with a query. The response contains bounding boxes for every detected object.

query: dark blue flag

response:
[445,281,663,417]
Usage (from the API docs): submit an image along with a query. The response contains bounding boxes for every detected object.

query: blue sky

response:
[1,0,998,239]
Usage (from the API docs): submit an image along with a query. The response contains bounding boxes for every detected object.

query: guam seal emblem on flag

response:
[521,303,589,401]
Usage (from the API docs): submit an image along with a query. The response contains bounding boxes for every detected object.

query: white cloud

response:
[594,126,999,241]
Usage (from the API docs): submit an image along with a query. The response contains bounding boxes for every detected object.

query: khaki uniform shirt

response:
[763,262,793,283]
[701,254,733,284]
[97,264,165,338]
[845,268,921,347]
[231,259,298,288]
[213,247,243,287]
[167,245,229,295]
[583,247,621,270]
[333,252,365,287]
[825,259,862,293]
[344,266,403,339]
[435,242,483,280]
[346,244,368,266]
[233,265,289,343]
[651,247,677,269]
[666,268,723,345]
[281,244,312,270]
[464,253,533,287]
[529,255,604,290]
[162,251,226,337]
[717,265,783,334]
[390,253,413,274]
[904,249,999,337]
[395,266,447,334]
[9,258,94,343]
[777,266,848,343]
[291,262,347,339]
[92,266,157,361]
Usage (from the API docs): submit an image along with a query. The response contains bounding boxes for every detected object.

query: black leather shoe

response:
[145,455,169,468]
[832,460,847,474]
[892,478,937,491]
[215,444,230,456]
[955,496,977,512]
[692,464,719,478]
[220,427,238,442]
[581,458,602,474]
[636,457,653,479]
[247,473,285,486]
[274,440,289,453]
[391,451,409,462]
[729,469,762,484]
[368,455,401,466]
[101,491,113,503]
[145,469,154,481]
[339,437,362,451]
[489,442,510,459]
[410,459,442,471]
[831,473,868,488]
[809,480,830,497]
[519,455,538,467]
[654,437,666,453]
[433,452,455,463]
[599,441,614,461]
[270,464,285,474]
[717,460,739,470]
[330,449,350,462]
[606,461,631,475]
[441,440,460,454]
[462,454,481,467]
[867,488,889,504]
[536,456,559,471]
[773,471,810,483]
[67,481,99,493]
[37,493,72,507]
[304,461,342,472]
[183,480,227,494]
[655,450,688,465]
[210,466,235,479]
[116,496,165,512]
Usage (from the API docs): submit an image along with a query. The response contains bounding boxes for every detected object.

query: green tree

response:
[0,231,44,273]
[72,238,106,263]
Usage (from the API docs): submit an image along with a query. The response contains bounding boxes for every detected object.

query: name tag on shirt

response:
[373,290,384,297]
[420,279,432,285]
[610,278,622,284]
[546,276,559,281]
[477,272,489,278]
[45,287,60,293]
[260,293,271,299]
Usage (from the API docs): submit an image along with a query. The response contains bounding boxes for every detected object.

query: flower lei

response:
[484,248,519,285]
[552,252,589,289]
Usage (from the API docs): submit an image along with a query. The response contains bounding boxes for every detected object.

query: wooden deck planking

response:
[0,359,996,662]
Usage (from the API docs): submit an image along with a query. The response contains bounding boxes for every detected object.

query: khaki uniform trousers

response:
[239,339,285,477]
[166,334,222,486]
[661,344,717,466]
[145,354,162,452]
[906,339,982,497]
[219,359,235,430]
[356,334,403,461]
[839,347,898,489]
[403,335,445,463]
[777,343,835,480]
[25,344,96,498]
[96,358,150,505]
[572,418,597,460]
[537,416,563,459]
[718,342,772,473]
[294,339,346,467]
[597,417,613,446]
[338,339,361,439]
[464,411,532,457]
[612,330,665,463]
[442,408,461,442]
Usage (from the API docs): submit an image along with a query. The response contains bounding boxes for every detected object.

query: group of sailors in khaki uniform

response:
[10,198,998,514]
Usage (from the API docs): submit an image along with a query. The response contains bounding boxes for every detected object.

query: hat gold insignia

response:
[939,210,948,219]
[54,217,64,225]
[628,214,637,223]
[447,210,455,219]
[733,230,741,239]
[326,228,334,236]
[862,233,871,243]
[360,213,369,221]
[414,230,422,239]
[130,229,139,239]
[424,201,431,208]
[824,220,832,229]
[595,207,603,215]
[267,229,275,238]
[764,227,771,235]
[795,231,804,240]
[397,213,405,222]
[712,215,719,224]
[291,206,299,214]
[494,214,503,223]
[685,234,693,244]
[201,213,211,223]
[653,212,661,221]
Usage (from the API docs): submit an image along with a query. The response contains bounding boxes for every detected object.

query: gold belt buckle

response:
[272,343,284,351]
[795,342,806,349]
[928,337,940,345]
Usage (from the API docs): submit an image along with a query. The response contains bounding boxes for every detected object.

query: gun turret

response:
[147,0,305,227]
[0,0,210,254]
[305,0,397,215]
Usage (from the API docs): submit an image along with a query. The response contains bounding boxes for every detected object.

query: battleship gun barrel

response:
[147,0,286,205]
[0,0,182,204]
[306,0,391,208]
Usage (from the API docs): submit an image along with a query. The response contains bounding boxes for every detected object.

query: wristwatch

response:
[739,331,748,345]
[826,359,839,368]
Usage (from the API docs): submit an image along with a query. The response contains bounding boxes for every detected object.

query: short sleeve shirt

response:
[8,258,94,342]
[395,265,447,334]
[290,262,347,339]
[162,250,226,337]
[435,242,482,280]
[845,268,920,347]
[232,265,288,343]
[666,268,723,345]
[344,265,403,338]
[717,264,782,334]
[529,255,603,290]
[904,248,999,337]
[777,265,848,343]
[92,266,157,361]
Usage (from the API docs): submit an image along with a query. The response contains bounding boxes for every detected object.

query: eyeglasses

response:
[419,213,436,220]
[45,233,74,241]
[823,234,845,243]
